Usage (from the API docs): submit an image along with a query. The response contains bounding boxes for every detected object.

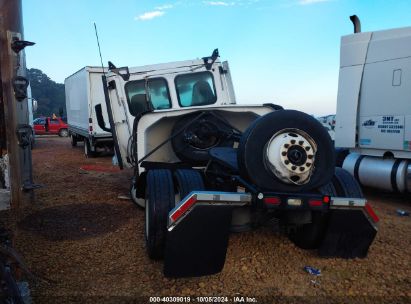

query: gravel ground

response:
[12,136,411,303]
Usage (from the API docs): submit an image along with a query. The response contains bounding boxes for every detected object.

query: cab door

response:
[48,118,60,134]
[33,118,46,135]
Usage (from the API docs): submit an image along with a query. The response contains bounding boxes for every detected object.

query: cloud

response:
[135,11,165,21]
[204,1,235,6]
[298,0,330,5]
[155,4,174,10]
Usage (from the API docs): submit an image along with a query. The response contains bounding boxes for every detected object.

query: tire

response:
[332,167,363,198]
[171,112,235,165]
[84,139,96,158]
[238,110,335,192]
[59,128,69,137]
[288,182,337,249]
[174,169,205,200]
[145,169,175,260]
[71,134,77,147]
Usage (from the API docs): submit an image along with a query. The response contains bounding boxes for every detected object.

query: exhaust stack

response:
[350,15,361,33]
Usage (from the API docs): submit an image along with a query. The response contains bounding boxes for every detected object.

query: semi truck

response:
[95,50,379,278]
[335,16,411,193]
[65,67,113,157]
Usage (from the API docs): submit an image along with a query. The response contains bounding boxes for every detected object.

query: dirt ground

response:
[12,136,411,303]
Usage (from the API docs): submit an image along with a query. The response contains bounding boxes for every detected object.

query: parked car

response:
[33,117,69,137]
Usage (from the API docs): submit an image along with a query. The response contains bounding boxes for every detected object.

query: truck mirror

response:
[32,99,38,112]
[95,104,111,132]
[129,93,150,117]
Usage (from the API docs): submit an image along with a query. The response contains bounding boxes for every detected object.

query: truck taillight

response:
[309,199,323,207]
[170,195,197,222]
[89,126,93,132]
[263,197,281,205]
[364,203,379,223]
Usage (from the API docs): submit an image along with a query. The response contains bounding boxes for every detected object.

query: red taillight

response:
[89,126,93,132]
[170,195,197,222]
[264,197,281,205]
[364,203,379,223]
[323,196,330,203]
[309,199,323,207]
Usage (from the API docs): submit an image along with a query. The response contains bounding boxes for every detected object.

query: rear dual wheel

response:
[289,168,363,249]
[145,169,204,260]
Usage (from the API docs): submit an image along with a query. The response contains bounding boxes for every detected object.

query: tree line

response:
[27,68,66,118]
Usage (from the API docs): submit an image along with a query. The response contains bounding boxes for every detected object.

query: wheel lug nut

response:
[284,160,290,165]
[299,141,304,145]
[281,151,287,156]
[307,155,313,159]
[290,140,296,145]
[306,162,311,167]
[305,146,311,151]
[291,166,297,171]
[299,167,305,171]
[284,144,289,148]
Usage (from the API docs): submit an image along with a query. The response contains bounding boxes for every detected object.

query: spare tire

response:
[171,112,235,165]
[238,110,335,192]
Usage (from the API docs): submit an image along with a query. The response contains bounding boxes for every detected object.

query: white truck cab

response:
[335,16,411,193]
[102,51,274,170]
[97,49,378,278]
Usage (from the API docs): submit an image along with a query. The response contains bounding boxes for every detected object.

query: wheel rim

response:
[264,129,317,185]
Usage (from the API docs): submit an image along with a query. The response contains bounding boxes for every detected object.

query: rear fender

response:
[319,197,378,258]
[164,191,251,277]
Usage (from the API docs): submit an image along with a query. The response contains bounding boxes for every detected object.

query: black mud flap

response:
[319,209,377,258]
[164,205,233,278]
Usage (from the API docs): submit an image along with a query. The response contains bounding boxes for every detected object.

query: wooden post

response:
[0,0,33,212]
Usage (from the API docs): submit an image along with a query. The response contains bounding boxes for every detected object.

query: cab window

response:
[175,72,217,107]
[125,78,171,116]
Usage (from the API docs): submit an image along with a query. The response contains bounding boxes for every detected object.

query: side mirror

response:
[129,93,151,117]
[95,104,111,132]
[32,99,38,112]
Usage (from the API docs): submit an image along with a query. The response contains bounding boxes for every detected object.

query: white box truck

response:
[65,67,113,157]
[335,16,411,193]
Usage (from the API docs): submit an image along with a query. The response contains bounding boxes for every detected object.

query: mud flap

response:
[319,209,377,258]
[164,205,233,278]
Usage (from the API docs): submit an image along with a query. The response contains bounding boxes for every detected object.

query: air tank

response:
[343,153,411,193]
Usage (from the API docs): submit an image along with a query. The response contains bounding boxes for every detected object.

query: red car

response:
[33,117,69,137]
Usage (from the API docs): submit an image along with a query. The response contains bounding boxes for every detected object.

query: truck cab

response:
[98,50,378,278]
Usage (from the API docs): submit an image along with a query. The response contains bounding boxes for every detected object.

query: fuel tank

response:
[343,153,411,193]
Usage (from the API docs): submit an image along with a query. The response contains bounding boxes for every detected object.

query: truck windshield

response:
[175,71,217,107]
[125,78,171,116]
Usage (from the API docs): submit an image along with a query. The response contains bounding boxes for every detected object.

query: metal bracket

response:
[12,76,29,101]
[202,49,219,70]
[16,124,33,148]
[22,182,43,192]
[11,37,35,54]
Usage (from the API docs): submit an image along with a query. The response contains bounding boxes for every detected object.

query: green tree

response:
[28,68,65,118]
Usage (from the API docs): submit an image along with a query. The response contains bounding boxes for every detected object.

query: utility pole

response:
[0,0,34,213]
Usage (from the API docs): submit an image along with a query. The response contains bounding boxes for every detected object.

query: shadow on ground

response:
[18,203,133,241]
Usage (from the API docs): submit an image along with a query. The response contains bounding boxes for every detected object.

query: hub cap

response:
[265,129,317,185]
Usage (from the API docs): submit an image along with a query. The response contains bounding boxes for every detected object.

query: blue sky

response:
[23,0,411,115]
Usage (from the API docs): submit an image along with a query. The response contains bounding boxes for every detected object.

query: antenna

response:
[94,22,105,74]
